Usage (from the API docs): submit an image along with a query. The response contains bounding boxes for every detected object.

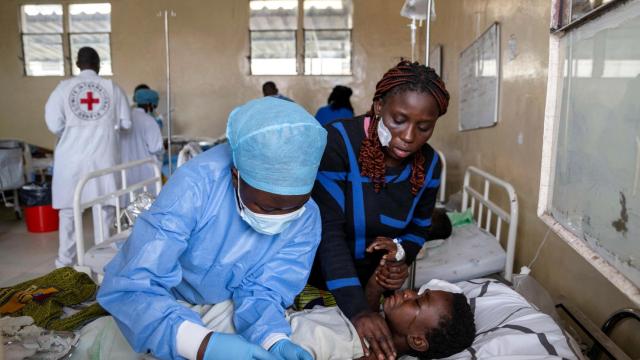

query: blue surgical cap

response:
[227,97,327,195]
[134,89,159,106]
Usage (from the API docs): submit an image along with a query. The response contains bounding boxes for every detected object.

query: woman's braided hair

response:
[358,60,449,195]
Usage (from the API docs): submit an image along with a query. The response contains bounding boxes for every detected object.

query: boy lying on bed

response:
[75,238,474,360]
[359,237,475,360]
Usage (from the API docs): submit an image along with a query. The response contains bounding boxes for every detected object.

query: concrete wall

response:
[428,0,639,356]
[0,0,416,148]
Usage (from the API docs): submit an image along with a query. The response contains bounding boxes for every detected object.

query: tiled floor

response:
[0,209,58,287]
[0,207,96,287]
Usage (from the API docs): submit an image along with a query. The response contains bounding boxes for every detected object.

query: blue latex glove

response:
[269,339,313,360]
[204,333,277,360]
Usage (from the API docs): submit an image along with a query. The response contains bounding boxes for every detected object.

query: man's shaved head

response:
[76,47,100,73]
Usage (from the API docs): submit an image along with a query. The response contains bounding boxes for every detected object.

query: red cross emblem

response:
[80,91,100,111]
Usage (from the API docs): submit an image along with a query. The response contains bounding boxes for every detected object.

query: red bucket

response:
[24,205,59,233]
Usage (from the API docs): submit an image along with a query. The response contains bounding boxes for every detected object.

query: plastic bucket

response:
[24,205,59,233]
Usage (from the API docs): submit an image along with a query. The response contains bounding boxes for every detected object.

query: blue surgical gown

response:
[97,143,322,360]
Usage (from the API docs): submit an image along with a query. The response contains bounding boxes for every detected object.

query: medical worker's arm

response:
[98,169,209,360]
[232,205,322,351]
[44,83,66,136]
[115,85,131,130]
[311,125,368,319]
[397,151,442,264]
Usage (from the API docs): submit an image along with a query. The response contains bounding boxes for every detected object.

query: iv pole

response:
[425,0,433,66]
[162,10,175,176]
[407,0,433,291]
[406,0,433,65]
[410,18,417,61]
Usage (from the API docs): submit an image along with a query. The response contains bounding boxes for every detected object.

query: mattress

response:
[83,230,130,274]
[413,224,506,285]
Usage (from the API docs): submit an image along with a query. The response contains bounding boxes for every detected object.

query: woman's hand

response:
[351,311,397,360]
[374,260,408,291]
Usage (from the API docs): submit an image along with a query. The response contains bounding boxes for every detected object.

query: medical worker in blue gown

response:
[98,97,327,360]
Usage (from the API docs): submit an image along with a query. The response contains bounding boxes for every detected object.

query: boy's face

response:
[383,289,453,337]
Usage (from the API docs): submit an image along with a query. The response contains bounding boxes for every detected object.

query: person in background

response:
[308,60,450,360]
[132,84,149,103]
[132,83,164,130]
[120,88,164,196]
[263,81,294,102]
[98,97,327,360]
[315,85,354,126]
[45,47,131,268]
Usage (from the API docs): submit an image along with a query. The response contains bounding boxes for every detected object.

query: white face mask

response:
[235,173,306,235]
[377,117,392,147]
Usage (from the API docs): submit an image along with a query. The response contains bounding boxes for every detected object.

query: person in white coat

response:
[120,88,164,197]
[45,47,131,268]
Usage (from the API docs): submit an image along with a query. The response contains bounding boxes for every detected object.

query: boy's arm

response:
[364,269,385,312]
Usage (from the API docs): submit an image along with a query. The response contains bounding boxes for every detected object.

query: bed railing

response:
[73,157,162,267]
[435,149,446,204]
[462,166,518,281]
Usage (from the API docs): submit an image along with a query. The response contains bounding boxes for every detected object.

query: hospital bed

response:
[0,140,28,218]
[73,157,162,280]
[410,165,518,289]
[163,135,226,176]
[404,162,593,359]
[56,155,633,359]
[406,158,639,359]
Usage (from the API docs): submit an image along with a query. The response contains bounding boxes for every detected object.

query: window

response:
[539,0,640,302]
[69,3,112,75]
[303,0,352,75]
[249,0,352,75]
[250,0,298,75]
[20,5,65,76]
[553,0,617,30]
[20,3,113,76]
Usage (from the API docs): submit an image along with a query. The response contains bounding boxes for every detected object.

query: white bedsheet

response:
[71,301,363,360]
[413,224,506,285]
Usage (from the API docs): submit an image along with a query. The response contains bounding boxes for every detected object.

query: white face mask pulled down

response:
[235,173,306,235]
[377,117,392,147]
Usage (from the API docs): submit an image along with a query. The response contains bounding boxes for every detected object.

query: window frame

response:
[248,29,299,76]
[248,0,353,76]
[19,4,65,77]
[302,28,353,76]
[68,32,113,76]
[538,0,640,305]
[19,2,114,77]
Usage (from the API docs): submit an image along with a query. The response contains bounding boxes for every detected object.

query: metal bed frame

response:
[409,165,519,288]
[556,297,639,360]
[73,157,162,274]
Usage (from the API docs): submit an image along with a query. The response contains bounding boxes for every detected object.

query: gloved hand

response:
[203,332,277,360]
[269,339,313,360]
